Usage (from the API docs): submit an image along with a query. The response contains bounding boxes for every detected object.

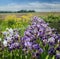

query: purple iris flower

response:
[56,46,60,51]
[32,44,40,50]
[48,47,56,55]
[55,53,60,59]
[39,48,43,53]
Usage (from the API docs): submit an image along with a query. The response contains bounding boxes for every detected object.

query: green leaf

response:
[46,55,49,59]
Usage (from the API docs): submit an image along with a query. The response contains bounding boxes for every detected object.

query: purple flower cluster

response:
[21,16,60,58]
[2,28,20,51]
[0,16,60,59]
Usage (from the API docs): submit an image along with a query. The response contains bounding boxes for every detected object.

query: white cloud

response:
[0,2,60,12]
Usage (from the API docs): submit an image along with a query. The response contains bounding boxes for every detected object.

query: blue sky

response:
[0,0,60,12]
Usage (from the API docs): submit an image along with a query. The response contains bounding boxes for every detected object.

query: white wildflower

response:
[8,28,13,35]
[48,37,55,43]
[3,40,7,47]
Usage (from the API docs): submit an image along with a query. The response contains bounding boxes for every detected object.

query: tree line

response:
[0,10,35,13]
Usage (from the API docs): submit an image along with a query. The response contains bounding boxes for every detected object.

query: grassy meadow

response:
[0,12,60,33]
[0,12,60,59]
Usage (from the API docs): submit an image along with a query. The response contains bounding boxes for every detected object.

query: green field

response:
[0,12,60,32]
[0,12,60,59]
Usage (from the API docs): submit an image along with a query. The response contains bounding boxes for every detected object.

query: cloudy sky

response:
[0,0,60,12]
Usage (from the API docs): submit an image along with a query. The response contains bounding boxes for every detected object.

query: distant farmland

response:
[0,12,60,20]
